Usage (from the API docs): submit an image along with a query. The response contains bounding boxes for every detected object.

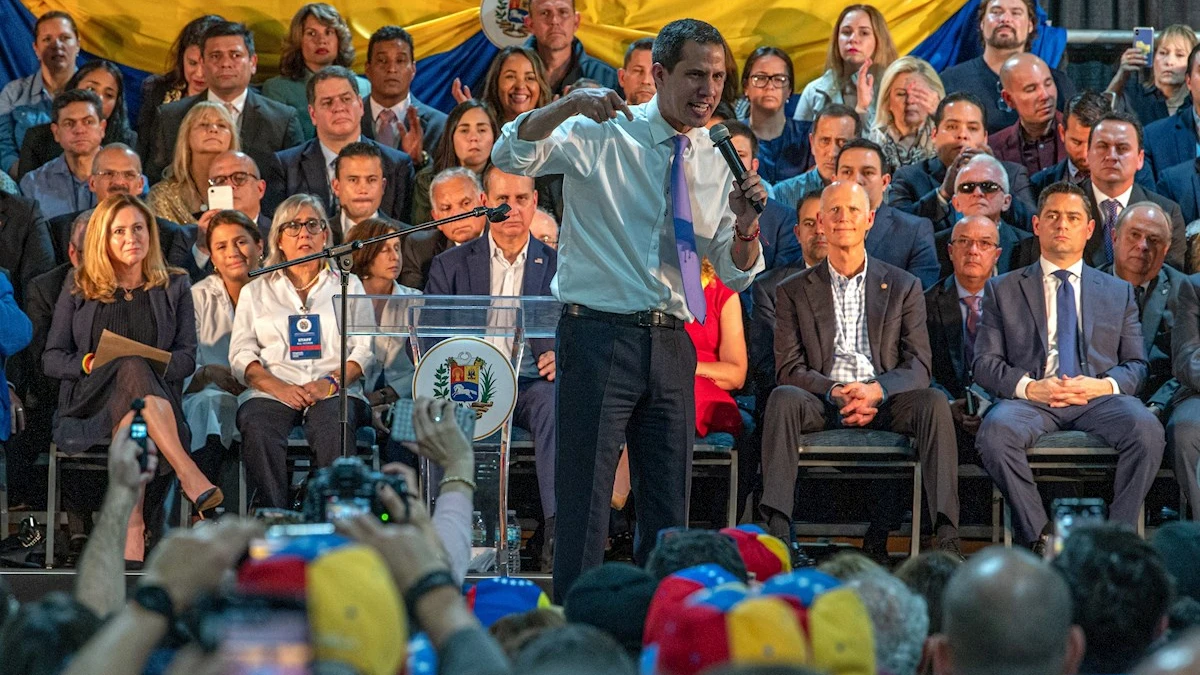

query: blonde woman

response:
[146,102,238,225]
[262,3,371,140]
[1109,24,1198,126]
[43,194,219,562]
[794,4,897,124]
[869,56,945,170]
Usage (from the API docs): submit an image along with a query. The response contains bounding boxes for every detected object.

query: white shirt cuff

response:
[1015,375,1034,400]
[1105,377,1121,396]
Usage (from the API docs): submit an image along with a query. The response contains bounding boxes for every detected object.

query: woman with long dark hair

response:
[136,14,224,156]
[409,99,499,226]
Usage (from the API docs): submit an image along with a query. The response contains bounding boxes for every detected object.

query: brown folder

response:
[92,329,171,377]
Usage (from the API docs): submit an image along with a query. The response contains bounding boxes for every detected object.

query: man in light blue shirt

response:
[493,18,766,601]
[0,11,79,176]
[19,90,104,220]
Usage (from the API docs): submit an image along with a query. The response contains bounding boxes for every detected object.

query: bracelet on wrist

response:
[404,569,458,621]
[82,353,95,374]
[438,475,478,492]
[735,225,760,242]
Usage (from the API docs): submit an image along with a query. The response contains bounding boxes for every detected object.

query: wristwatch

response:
[133,584,175,624]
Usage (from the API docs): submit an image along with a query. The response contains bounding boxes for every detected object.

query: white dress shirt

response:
[183,275,239,451]
[229,265,375,404]
[487,235,541,379]
[1015,257,1120,399]
[1090,182,1135,218]
[370,281,422,396]
[828,259,875,384]
[491,96,764,321]
[207,88,249,127]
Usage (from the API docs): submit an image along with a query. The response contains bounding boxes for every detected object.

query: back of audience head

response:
[1153,522,1200,606]
[935,547,1083,675]
[280,3,354,79]
[207,150,265,218]
[563,562,657,657]
[333,141,386,222]
[430,167,487,242]
[816,550,884,580]
[977,0,1038,52]
[65,60,133,145]
[0,592,101,675]
[161,14,223,95]
[795,191,825,267]
[874,56,945,136]
[849,571,929,675]
[435,99,499,174]
[836,136,893,209]
[510,623,637,675]
[646,529,749,582]
[206,209,263,280]
[811,103,862,181]
[482,45,550,123]
[742,46,795,119]
[1087,111,1144,195]
[90,143,144,200]
[952,153,1011,221]
[167,101,238,185]
[932,92,988,167]
[703,667,825,675]
[619,36,656,105]
[266,193,330,266]
[895,550,963,634]
[1061,91,1110,175]
[1053,523,1174,674]
[826,4,897,85]
[201,21,257,99]
[489,607,566,659]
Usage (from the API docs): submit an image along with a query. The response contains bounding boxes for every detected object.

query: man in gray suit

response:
[759,181,962,559]
[974,182,1164,551]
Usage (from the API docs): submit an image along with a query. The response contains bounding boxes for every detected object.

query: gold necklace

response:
[118,282,145,301]
[291,269,321,293]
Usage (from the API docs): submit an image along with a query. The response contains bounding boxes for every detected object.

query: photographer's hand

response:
[412,397,475,481]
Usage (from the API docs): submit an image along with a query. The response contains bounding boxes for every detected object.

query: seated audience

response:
[410,99,499,226]
[0,10,79,176]
[759,181,961,559]
[1053,524,1175,674]
[263,65,415,238]
[888,92,1035,232]
[136,15,223,159]
[17,60,138,180]
[1108,24,1197,128]
[146,101,238,226]
[939,0,1077,135]
[1030,90,1111,199]
[0,271,31,454]
[1169,271,1200,520]
[43,194,218,561]
[331,142,404,236]
[523,0,618,96]
[361,26,448,162]
[869,56,944,170]
[926,216,1005,447]
[462,45,550,126]
[973,182,1163,552]
[894,550,962,635]
[401,167,488,290]
[617,37,656,105]
[0,187,54,306]
[770,104,860,210]
[530,207,558,248]
[204,150,271,238]
[19,89,105,220]
[229,194,374,508]
[146,21,302,187]
[741,47,813,184]
[645,529,750,581]
[1144,43,1200,182]
[835,137,940,288]
[793,4,896,123]
[723,120,801,267]
[262,3,370,141]
[1085,112,1186,270]
[848,572,929,675]
[933,548,1084,675]
[184,211,263,481]
[687,258,747,438]
[425,166,558,569]
[990,53,1065,177]
[937,153,1038,277]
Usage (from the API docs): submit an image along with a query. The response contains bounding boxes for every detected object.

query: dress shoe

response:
[861,527,891,566]
[937,536,966,562]
[193,487,224,516]
[64,535,88,568]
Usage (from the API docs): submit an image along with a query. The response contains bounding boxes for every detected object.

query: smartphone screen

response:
[1047,498,1107,559]
[217,601,312,674]
[208,185,235,211]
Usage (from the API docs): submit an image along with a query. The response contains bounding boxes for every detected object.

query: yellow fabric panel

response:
[22,0,968,83]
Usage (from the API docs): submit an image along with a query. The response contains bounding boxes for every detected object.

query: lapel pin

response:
[880,283,888,289]
[534,257,543,264]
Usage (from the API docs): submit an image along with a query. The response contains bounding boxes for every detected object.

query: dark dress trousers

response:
[1166,273,1200,518]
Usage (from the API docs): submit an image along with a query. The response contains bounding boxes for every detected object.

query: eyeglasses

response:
[95,169,139,182]
[748,74,790,89]
[209,172,258,188]
[538,234,558,245]
[950,238,999,251]
[281,219,328,236]
[956,181,1003,195]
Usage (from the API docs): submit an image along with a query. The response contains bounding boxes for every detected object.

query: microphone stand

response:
[250,204,509,458]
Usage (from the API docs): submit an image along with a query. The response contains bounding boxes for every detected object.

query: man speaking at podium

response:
[493,18,766,600]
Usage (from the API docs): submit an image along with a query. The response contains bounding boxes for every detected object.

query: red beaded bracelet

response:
[735,226,761,241]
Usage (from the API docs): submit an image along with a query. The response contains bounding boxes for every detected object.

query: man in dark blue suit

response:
[262,66,415,239]
[1156,158,1200,226]
[1142,44,1200,182]
[937,154,1039,279]
[424,166,558,568]
[1029,91,1109,200]
[974,182,1164,551]
[835,138,939,289]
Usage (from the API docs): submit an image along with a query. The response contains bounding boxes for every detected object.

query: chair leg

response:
[45,445,58,569]
[1,450,9,538]
[238,447,248,517]
[910,461,922,558]
[992,484,1001,544]
[727,448,739,528]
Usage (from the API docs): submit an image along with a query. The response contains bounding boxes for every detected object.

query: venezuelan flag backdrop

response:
[2,0,1064,116]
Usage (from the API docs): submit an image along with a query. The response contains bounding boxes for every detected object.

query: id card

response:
[288,314,322,360]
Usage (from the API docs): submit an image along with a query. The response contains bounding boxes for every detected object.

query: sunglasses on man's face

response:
[957,181,1003,195]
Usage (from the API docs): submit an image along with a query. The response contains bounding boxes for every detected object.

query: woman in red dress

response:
[685,259,748,437]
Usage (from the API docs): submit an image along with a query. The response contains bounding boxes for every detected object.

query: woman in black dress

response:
[44,194,220,562]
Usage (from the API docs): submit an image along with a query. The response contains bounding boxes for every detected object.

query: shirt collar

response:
[828,257,868,285]
[488,233,530,266]
[372,94,412,122]
[646,96,693,148]
[341,209,380,231]
[1091,181,1134,208]
[1039,256,1085,280]
[954,278,984,301]
[207,88,249,114]
[319,140,362,173]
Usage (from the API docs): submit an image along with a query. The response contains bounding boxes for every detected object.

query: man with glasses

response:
[178,150,271,281]
[933,153,1038,278]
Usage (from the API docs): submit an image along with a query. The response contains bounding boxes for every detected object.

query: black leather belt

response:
[562,303,685,330]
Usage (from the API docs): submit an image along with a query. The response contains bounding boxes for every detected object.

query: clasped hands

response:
[1025,374,1114,408]
[831,381,885,427]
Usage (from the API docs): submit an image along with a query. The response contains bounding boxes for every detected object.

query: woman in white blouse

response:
[229,194,375,508]
[183,211,263,478]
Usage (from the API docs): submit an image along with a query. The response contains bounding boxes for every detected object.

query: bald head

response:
[1000,53,1057,129]
[936,548,1082,675]
[1113,201,1171,286]
[89,143,145,200]
[207,151,265,220]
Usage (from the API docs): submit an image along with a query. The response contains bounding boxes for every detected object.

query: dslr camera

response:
[301,457,410,523]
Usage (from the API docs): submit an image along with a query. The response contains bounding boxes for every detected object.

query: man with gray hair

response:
[848,572,929,675]
[933,547,1084,675]
[400,167,487,289]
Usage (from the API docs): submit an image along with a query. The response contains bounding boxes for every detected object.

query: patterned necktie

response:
[1134,285,1146,313]
[1101,199,1120,264]
[376,108,399,148]
[1052,269,1080,377]
[672,135,705,324]
[224,101,239,130]
[962,295,982,367]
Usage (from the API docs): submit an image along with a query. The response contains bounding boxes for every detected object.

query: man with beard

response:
[0,11,79,175]
[939,0,1077,135]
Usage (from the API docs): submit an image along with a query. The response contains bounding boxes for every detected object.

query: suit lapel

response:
[938,278,966,381]
[807,264,836,374]
[1142,268,1170,357]
[865,261,889,369]
[300,141,332,205]
[361,100,376,140]
[1079,266,1099,360]
[1019,264,1049,366]
[467,237,491,296]
[864,207,892,258]
[522,238,548,296]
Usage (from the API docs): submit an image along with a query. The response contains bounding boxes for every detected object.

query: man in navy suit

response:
[1143,43,1200,182]
[361,26,447,165]
[974,182,1164,551]
[725,121,801,271]
[835,137,939,289]
[1030,91,1109,201]
[937,154,1039,279]
[263,66,415,238]
[424,166,558,567]
[1156,158,1200,226]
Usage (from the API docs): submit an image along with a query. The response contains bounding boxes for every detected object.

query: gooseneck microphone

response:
[708,123,765,214]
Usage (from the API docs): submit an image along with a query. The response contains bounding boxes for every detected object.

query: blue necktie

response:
[1101,199,1119,264]
[1052,269,1080,377]
[672,135,705,324]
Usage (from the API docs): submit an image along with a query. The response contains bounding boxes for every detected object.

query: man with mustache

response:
[939,0,1076,135]
[524,0,617,96]
[0,11,79,176]
[990,53,1065,177]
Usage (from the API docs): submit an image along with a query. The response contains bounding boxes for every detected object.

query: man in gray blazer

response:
[759,181,962,560]
[974,182,1164,551]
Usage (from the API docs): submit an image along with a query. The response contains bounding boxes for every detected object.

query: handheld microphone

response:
[486,203,512,222]
[708,123,764,214]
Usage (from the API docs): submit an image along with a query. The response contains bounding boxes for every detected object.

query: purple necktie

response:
[962,295,981,366]
[376,108,399,149]
[672,135,705,324]
[1102,199,1120,264]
